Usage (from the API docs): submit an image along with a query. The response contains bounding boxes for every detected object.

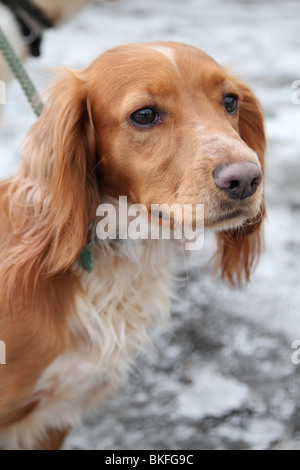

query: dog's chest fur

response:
[3,240,175,449]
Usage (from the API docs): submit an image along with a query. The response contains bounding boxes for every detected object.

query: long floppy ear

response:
[215,78,266,286]
[4,69,99,301]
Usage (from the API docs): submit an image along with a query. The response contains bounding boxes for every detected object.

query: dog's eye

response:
[131,108,158,126]
[224,95,238,114]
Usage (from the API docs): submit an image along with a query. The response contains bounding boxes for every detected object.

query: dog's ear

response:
[45,70,100,270]
[215,79,266,286]
[5,70,99,300]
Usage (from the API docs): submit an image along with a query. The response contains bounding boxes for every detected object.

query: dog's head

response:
[18,42,265,286]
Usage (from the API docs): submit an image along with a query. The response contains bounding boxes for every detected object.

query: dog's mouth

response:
[150,201,261,234]
[151,206,244,228]
[212,209,244,224]
[205,208,254,231]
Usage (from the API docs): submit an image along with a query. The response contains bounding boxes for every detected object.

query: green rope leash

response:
[0,25,93,272]
[0,24,43,117]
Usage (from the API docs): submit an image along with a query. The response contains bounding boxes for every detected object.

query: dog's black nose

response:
[213,162,263,200]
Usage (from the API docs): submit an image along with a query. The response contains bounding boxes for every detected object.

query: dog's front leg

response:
[33,428,70,451]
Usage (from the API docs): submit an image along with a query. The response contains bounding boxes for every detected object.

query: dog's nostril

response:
[230,180,240,190]
[252,176,261,187]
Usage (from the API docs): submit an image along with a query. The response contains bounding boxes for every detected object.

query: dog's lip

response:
[151,208,244,225]
[217,210,244,222]
[207,210,245,227]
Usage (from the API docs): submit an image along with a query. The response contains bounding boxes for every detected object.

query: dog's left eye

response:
[131,108,158,126]
[224,95,238,114]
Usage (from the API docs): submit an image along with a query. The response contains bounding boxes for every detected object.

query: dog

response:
[0,41,266,450]
[0,0,107,87]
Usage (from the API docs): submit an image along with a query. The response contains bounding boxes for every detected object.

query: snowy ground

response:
[1,0,300,451]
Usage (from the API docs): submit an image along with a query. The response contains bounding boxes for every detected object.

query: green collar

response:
[79,221,95,273]
[79,245,93,273]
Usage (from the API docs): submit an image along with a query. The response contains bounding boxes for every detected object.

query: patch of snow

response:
[176,366,250,420]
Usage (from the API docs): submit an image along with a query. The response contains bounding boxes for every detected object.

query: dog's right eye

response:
[130,108,158,126]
